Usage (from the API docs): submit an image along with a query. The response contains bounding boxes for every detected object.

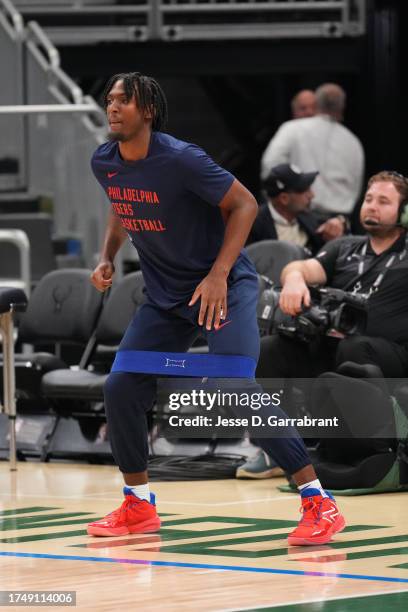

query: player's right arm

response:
[91,210,127,292]
[279,259,327,316]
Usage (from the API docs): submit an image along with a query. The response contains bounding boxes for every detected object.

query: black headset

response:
[386,171,408,228]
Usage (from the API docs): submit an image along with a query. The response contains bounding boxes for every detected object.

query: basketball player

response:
[87,72,345,546]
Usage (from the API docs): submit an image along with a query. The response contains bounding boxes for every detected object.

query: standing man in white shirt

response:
[290,89,316,119]
[261,83,365,217]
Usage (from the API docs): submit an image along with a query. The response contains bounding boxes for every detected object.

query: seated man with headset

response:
[238,170,408,479]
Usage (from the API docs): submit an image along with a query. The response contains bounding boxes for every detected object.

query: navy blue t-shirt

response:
[91,131,256,308]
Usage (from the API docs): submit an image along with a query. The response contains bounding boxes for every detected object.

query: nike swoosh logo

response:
[107,171,119,178]
[215,320,232,331]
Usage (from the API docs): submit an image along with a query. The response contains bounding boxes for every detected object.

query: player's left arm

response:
[189,179,258,330]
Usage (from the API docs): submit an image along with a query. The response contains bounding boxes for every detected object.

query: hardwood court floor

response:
[0,462,407,611]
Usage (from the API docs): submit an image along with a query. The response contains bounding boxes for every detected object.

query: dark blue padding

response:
[112,350,256,378]
[0,287,27,314]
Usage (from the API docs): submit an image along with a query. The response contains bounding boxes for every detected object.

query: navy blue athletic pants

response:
[104,272,311,474]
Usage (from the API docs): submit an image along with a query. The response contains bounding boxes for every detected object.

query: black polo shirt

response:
[315,233,408,343]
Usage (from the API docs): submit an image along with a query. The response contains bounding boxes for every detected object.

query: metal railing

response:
[0,0,25,191]
[0,103,102,114]
[0,2,114,267]
[160,0,366,40]
[10,0,366,42]
[0,0,23,33]
[22,20,109,267]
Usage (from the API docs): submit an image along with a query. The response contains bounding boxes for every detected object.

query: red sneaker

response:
[287,488,346,546]
[87,488,161,537]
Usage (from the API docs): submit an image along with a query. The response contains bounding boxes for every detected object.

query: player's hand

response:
[90,261,115,292]
[316,217,344,242]
[279,279,311,316]
[189,270,228,331]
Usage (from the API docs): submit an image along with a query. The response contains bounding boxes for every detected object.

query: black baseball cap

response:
[263,164,318,197]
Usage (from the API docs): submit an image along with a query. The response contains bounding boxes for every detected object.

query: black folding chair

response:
[41,270,146,403]
[245,239,308,283]
[0,269,103,404]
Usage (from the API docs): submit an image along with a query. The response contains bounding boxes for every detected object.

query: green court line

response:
[0,514,307,546]
[0,507,60,517]
[0,509,390,554]
[138,531,408,559]
[0,507,100,542]
[240,590,408,612]
[0,512,96,531]
[161,516,297,527]
[1,517,103,534]
[147,519,384,543]
[159,516,298,539]
[295,546,408,564]
[341,546,408,561]
[69,525,379,551]
[70,523,383,549]
[0,529,88,544]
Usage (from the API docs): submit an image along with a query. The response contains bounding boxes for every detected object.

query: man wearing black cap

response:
[248,164,346,254]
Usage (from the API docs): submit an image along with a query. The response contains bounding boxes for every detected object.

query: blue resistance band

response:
[111,350,256,378]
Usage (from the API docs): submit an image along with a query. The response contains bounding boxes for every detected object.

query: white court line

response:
[0,492,293,505]
[218,587,408,612]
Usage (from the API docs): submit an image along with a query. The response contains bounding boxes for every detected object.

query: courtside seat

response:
[0,269,103,401]
[41,271,146,403]
[309,363,406,492]
[245,239,308,283]
[312,453,398,491]
[41,369,109,401]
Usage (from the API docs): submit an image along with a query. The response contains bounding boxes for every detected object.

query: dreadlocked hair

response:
[102,72,168,132]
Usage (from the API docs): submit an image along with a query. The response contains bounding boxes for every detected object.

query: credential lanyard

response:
[351,239,407,297]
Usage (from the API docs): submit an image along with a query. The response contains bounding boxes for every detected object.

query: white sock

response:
[127,483,150,502]
[298,479,328,498]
